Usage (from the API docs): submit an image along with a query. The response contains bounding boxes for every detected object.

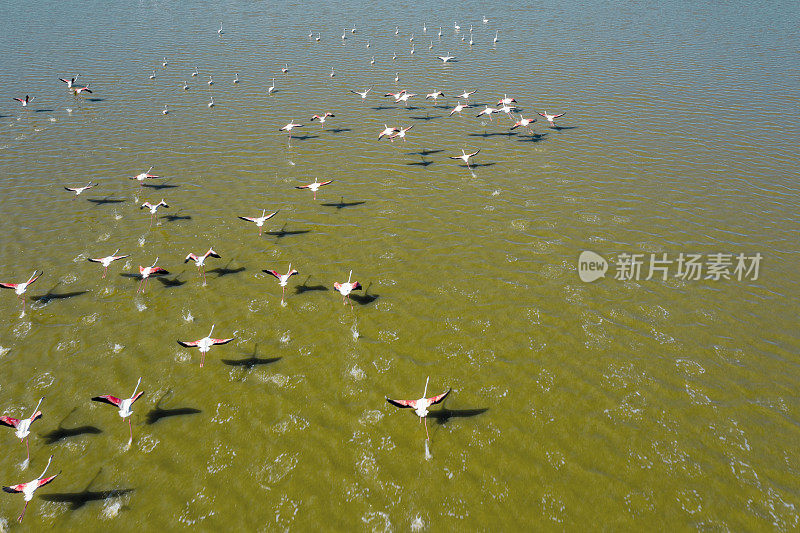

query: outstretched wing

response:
[428,388,451,405]
[2,484,24,494]
[263,270,281,279]
[91,395,122,407]
[0,416,20,428]
[295,184,311,190]
[386,397,417,409]
[0,282,18,290]
[238,216,257,222]
[177,340,200,348]
[319,180,333,186]
[210,337,235,346]
[37,473,59,488]
[130,391,145,404]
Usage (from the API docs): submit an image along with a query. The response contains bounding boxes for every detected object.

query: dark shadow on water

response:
[31,284,89,303]
[265,224,310,238]
[350,282,378,306]
[463,162,496,169]
[34,109,55,113]
[291,134,319,141]
[517,133,548,142]
[85,98,105,102]
[467,131,517,138]
[41,408,102,444]
[161,212,191,222]
[146,407,201,425]
[407,159,433,167]
[325,128,351,134]
[157,273,185,288]
[41,489,134,510]
[294,276,329,293]
[88,197,125,205]
[551,125,578,131]
[207,263,245,277]
[221,343,281,369]
[408,115,442,121]
[142,181,180,190]
[371,106,396,111]
[320,197,366,210]
[429,408,488,426]
[406,148,443,156]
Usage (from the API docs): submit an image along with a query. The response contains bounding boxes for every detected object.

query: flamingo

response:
[330,67,336,78]
[140,200,169,226]
[494,30,499,44]
[438,27,442,38]
[378,125,399,140]
[162,57,168,67]
[315,33,320,42]
[0,398,44,462]
[182,81,189,90]
[191,67,199,77]
[137,258,168,294]
[389,125,413,142]
[497,94,517,106]
[207,75,213,86]
[0,271,42,313]
[498,103,517,116]
[349,86,373,100]
[449,101,471,117]
[91,378,144,445]
[483,16,489,24]
[538,110,566,127]
[370,56,375,65]
[384,89,406,100]
[2,455,59,523]
[162,104,169,115]
[184,248,221,283]
[217,23,223,35]
[333,270,361,306]
[455,90,476,102]
[87,249,130,278]
[425,90,444,102]
[12,95,34,107]
[450,148,480,169]
[386,377,451,441]
[73,85,92,95]
[295,179,333,200]
[395,92,416,106]
[263,265,298,304]
[149,70,156,80]
[208,96,215,108]
[280,121,303,140]
[238,209,278,236]
[178,325,234,367]
[130,167,160,186]
[310,112,335,128]
[511,115,537,134]
[394,72,400,84]
[282,64,289,73]
[233,73,239,84]
[59,76,79,88]
[64,182,96,197]
[268,78,276,95]
[476,106,499,121]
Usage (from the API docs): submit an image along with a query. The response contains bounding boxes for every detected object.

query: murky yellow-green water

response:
[1,0,799,530]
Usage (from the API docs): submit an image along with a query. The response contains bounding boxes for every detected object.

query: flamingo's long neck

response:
[30,398,43,419]
[131,377,142,398]
[347,270,352,283]
[423,376,429,398]
[39,455,52,479]
[208,325,215,339]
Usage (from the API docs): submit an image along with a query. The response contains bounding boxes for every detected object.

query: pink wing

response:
[552,113,565,118]
[351,282,362,290]
[295,184,311,190]
[238,216,257,222]
[0,282,18,289]
[177,340,201,348]
[210,337,235,346]
[333,282,342,290]
[2,484,24,494]
[130,391,144,404]
[264,270,281,279]
[0,416,20,428]
[31,411,43,423]
[92,395,122,407]
[37,473,59,488]
[386,398,417,409]
[319,180,333,186]
[26,271,42,285]
[184,254,198,263]
[288,270,299,277]
[427,388,452,405]
[150,267,168,274]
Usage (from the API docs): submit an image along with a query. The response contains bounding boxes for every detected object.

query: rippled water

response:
[1,0,799,530]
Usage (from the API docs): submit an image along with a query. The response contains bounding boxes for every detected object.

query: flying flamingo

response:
[449,101,470,117]
[140,200,169,226]
[511,115,537,134]
[184,248,221,283]
[0,271,42,313]
[498,103,517,116]
[378,125,399,140]
[349,86,373,99]
[389,125,413,142]
[450,149,480,169]
[73,85,92,95]
[476,106,499,121]
[238,209,278,236]
[59,76,79,88]
[455,90,476,102]
[386,377,451,441]
[310,112,335,128]
[192,67,199,77]
[268,78,275,95]
[137,258,168,294]
[538,110,565,127]
[91,378,144,446]
[395,92,416,106]
[87,249,129,278]
[333,270,361,306]
[64,182,96,197]
[295,179,333,200]
[263,265,298,304]
[2,455,59,522]
[437,53,454,63]
[13,96,34,107]
[0,398,44,462]
[282,64,289,73]
[129,167,160,186]
[280,121,303,140]
[384,89,406,100]
[425,90,444,102]
[497,94,517,106]
[178,325,234,367]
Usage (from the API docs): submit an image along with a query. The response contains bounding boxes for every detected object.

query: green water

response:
[1,0,799,530]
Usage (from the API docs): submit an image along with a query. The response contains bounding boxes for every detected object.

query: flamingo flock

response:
[0,14,573,522]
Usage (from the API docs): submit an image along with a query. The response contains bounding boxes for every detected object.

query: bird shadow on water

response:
[33,109,55,113]
[409,115,442,121]
[550,125,578,131]
[294,276,328,294]
[468,131,516,139]
[157,273,186,288]
[350,282,378,306]
[320,197,366,210]
[41,408,102,445]
[146,390,201,425]
[265,224,310,238]
[207,262,245,278]
[161,212,191,222]
[87,197,126,205]
[406,148,443,156]
[221,343,281,369]
[407,158,434,167]
[31,284,89,304]
[291,134,319,141]
[142,181,180,190]
[40,470,133,511]
[325,128,351,134]
[516,132,549,143]
[429,407,488,426]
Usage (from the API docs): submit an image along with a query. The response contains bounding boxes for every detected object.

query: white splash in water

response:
[492,189,501,196]
[0,346,9,358]
[351,323,360,341]
[49,117,57,122]
[138,236,146,247]
[98,232,110,242]
[424,439,432,460]
[135,300,147,312]
[112,344,124,354]
[19,458,29,470]
[102,499,123,519]
[279,331,290,344]
[350,365,366,381]
[183,310,194,322]
[410,515,426,531]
